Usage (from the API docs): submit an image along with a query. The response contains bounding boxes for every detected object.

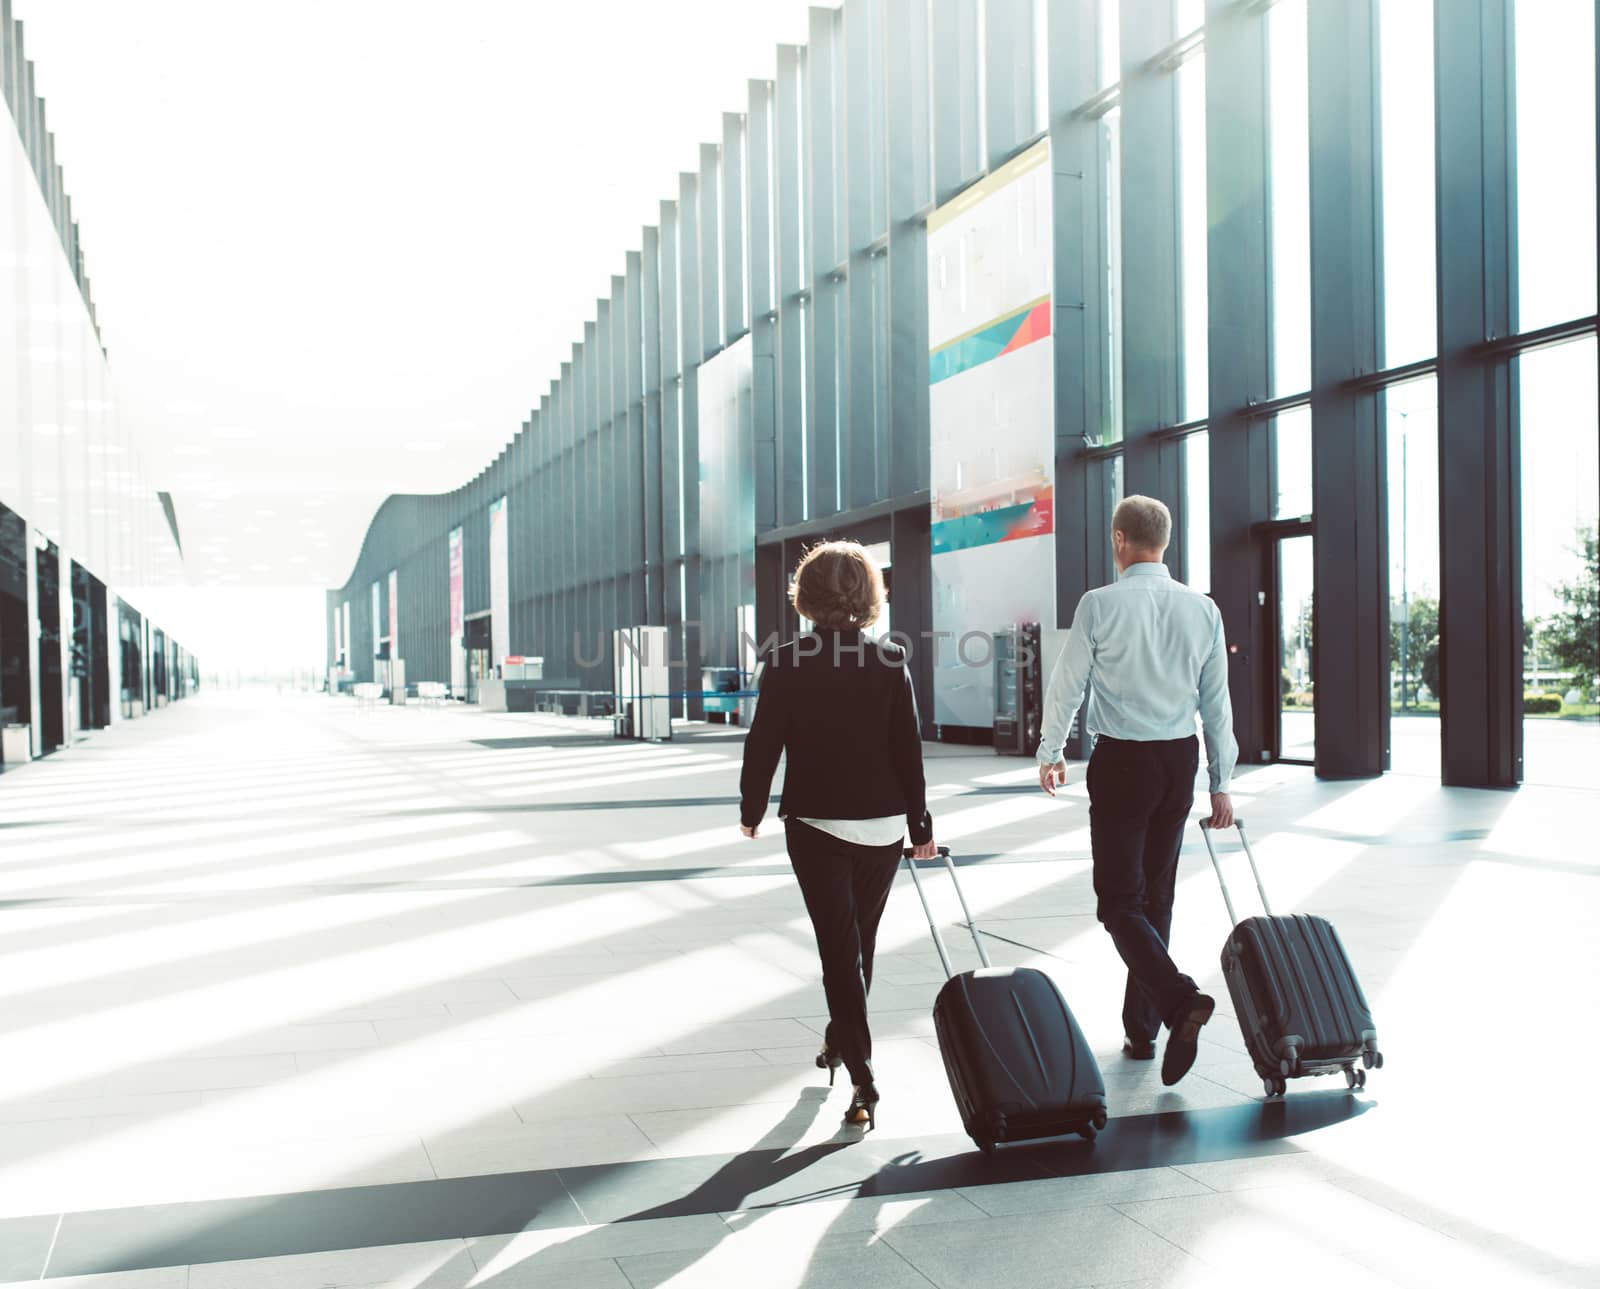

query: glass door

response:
[1274,531,1316,764]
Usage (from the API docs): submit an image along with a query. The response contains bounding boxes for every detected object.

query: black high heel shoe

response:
[844,1081,879,1131]
[815,1043,843,1087]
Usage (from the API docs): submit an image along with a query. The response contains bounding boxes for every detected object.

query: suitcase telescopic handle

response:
[1198,818,1275,923]
[902,845,992,978]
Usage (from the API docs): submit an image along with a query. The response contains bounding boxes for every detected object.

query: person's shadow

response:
[416,1086,859,1286]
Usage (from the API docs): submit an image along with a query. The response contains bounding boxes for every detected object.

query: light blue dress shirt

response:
[1035,562,1239,792]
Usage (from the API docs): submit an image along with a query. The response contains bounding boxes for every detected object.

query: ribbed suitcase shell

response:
[932,965,1107,1149]
[1221,913,1377,1077]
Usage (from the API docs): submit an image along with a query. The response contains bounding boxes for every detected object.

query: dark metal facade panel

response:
[1205,0,1274,766]
[774,47,809,528]
[1308,0,1387,779]
[985,0,1037,169]
[1118,0,1185,545]
[886,0,932,503]
[932,0,983,202]
[1436,0,1521,786]
[747,79,776,321]
[1051,0,1106,627]
[722,112,747,342]
[700,143,723,360]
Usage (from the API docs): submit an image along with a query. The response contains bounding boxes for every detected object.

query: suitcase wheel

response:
[1343,1066,1367,1091]
[977,1138,996,1156]
[1262,1075,1287,1098]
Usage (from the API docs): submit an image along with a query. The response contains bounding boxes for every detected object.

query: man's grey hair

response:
[1112,495,1172,551]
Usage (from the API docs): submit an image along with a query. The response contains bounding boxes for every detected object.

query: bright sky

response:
[15,0,824,600]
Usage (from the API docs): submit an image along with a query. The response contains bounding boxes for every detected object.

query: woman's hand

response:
[910,838,938,859]
[740,824,758,839]
[1039,760,1067,796]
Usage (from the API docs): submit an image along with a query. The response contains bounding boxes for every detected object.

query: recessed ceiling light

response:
[212,426,255,440]
[87,444,125,456]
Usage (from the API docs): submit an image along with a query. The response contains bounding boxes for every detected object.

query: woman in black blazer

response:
[738,541,937,1131]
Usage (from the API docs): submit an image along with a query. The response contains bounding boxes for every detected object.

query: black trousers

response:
[785,818,902,1086]
[1086,735,1201,1041]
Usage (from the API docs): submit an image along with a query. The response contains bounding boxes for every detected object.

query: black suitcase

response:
[1199,820,1384,1098]
[903,847,1107,1153]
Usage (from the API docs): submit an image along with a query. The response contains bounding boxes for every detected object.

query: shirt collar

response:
[1119,561,1171,579]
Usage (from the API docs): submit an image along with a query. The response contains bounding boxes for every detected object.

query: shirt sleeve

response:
[1198,606,1238,793]
[1035,594,1094,765]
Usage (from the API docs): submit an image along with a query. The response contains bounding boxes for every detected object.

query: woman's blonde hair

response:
[790,540,885,630]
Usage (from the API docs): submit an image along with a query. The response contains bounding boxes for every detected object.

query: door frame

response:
[1253,517,1316,766]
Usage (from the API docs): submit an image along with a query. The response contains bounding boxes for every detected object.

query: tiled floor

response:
[0,690,1595,1287]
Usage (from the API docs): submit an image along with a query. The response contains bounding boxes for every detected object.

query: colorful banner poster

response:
[489,496,509,671]
[927,139,1056,729]
[448,526,465,694]
[388,569,399,661]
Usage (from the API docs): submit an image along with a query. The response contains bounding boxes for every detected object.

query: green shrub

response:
[1523,691,1563,715]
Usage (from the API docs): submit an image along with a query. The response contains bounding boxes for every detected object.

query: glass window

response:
[1178,53,1209,421]
[1383,376,1442,773]
[1184,431,1210,593]
[1096,454,1125,587]
[1268,0,1311,396]
[1033,0,1050,135]
[1271,405,1313,519]
[867,5,888,238]
[1102,106,1124,442]
[1099,0,1120,88]
[1514,0,1598,331]
[1519,338,1599,786]
[1510,1,1600,332]
[1378,0,1437,367]
[1176,0,1204,35]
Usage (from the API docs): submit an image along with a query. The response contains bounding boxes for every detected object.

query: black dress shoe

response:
[1161,993,1215,1086]
[1122,1037,1157,1060]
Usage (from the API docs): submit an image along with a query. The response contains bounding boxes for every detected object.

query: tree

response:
[1540,525,1599,695]
[1390,595,1440,703]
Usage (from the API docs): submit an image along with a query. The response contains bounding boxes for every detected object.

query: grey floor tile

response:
[186,1239,470,1289]
[957,1166,1211,1216]
[882,1205,1196,1288]
[616,1228,934,1289]
[587,1050,772,1079]
[3,1269,190,1289]
[0,1213,57,1281]
[425,1116,663,1177]
[468,1214,729,1270]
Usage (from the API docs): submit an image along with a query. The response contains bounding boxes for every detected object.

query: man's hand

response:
[739,824,758,838]
[1208,793,1234,829]
[910,838,938,860]
[1039,760,1067,797]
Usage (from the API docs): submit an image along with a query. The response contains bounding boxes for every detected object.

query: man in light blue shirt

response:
[1036,495,1238,1087]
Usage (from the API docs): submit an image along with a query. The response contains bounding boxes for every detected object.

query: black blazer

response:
[738,630,933,845]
